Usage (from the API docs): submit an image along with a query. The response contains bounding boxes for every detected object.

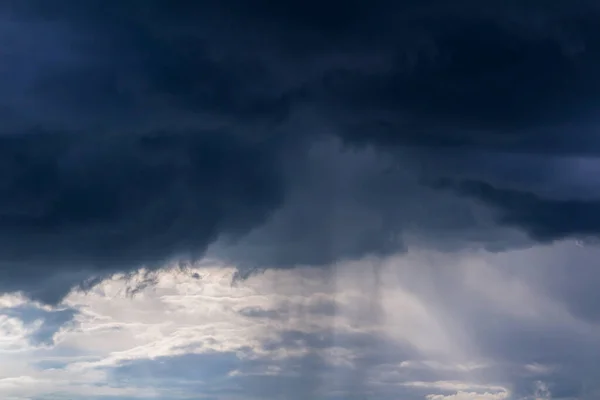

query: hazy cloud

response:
[0,246,599,399]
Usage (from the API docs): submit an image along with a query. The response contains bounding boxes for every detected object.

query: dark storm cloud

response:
[1,0,600,300]
[435,179,600,242]
[0,130,286,302]
[5,0,600,143]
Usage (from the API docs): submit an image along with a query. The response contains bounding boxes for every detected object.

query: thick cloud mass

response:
[435,179,600,242]
[0,131,286,301]
[1,0,600,300]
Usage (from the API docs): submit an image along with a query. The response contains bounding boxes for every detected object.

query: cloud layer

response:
[1,245,600,399]
[1,1,600,301]
[1,3,599,399]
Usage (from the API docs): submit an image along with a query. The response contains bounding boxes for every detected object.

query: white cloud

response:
[404,381,507,393]
[0,244,598,398]
[0,294,29,309]
[0,315,41,352]
[425,391,509,400]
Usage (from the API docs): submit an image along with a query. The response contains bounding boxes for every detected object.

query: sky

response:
[1,1,600,399]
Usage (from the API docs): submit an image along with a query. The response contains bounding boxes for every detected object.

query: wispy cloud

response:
[0,242,598,399]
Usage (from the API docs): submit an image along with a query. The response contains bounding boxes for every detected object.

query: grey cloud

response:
[238,299,338,320]
[1,0,600,301]
[0,131,286,302]
[474,242,600,324]
[107,332,417,400]
[401,245,600,399]
[109,352,242,385]
[434,179,600,241]
[227,248,600,398]
[209,141,529,270]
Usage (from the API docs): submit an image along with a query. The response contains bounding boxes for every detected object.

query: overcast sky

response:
[1,1,600,399]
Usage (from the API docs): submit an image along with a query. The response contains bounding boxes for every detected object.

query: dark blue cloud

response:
[0,131,286,303]
[1,0,600,303]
